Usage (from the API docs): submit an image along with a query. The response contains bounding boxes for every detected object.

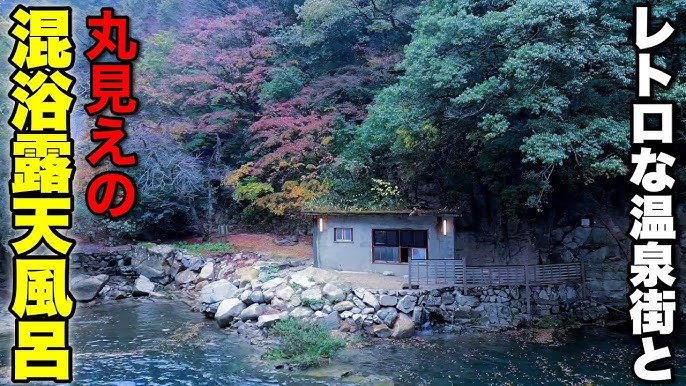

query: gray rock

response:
[270,297,288,310]
[317,311,341,330]
[263,290,275,303]
[377,307,399,326]
[175,270,197,285]
[411,306,424,324]
[249,290,265,304]
[372,324,392,338]
[138,266,166,283]
[301,288,323,302]
[239,304,265,321]
[71,274,109,302]
[288,296,302,308]
[322,283,345,302]
[290,275,315,289]
[131,247,167,281]
[257,312,288,328]
[396,295,417,313]
[290,306,314,318]
[378,295,398,307]
[441,293,455,305]
[215,299,246,328]
[194,262,214,283]
[362,307,375,315]
[134,275,155,294]
[391,313,415,339]
[200,279,238,304]
[188,258,205,272]
[353,298,366,310]
[362,292,380,310]
[262,278,286,291]
[240,290,253,305]
[333,301,355,312]
[275,285,295,301]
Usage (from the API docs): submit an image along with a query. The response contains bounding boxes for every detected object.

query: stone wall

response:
[204,266,610,339]
[69,243,612,339]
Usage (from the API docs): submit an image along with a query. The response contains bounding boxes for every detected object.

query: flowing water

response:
[0,299,683,385]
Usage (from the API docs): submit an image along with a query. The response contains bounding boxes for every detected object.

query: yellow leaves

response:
[254,179,329,216]
[224,162,254,187]
[396,128,414,149]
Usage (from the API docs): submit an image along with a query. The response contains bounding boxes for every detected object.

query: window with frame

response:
[334,227,353,242]
[372,229,428,264]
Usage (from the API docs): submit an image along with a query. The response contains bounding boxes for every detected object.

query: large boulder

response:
[175,270,197,285]
[262,278,286,291]
[200,279,238,304]
[275,286,295,301]
[378,295,398,307]
[301,288,323,302]
[215,299,247,328]
[131,245,170,282]
[239,304,265,321]
[322,283,345,302]
[134,275,155,294]
[290,306,314,318]
[391,313,415,339]
[396,295,417,313]
[71,274,109,302]
[377,307,399,327]
[194,262,214,283]
[332,301,355,312]
[257,312,288,328]
[315,311,341,330]
[290,275,316,289]
[362,292,380,311]
[235,267,259,287]
[371,324,392,338]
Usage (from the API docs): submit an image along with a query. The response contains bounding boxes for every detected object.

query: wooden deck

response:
[409,259,584,288]
[409,259,585,314]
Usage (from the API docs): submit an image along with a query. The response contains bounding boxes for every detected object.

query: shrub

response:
[267,317,345,368]
[173,241,235,256]
[300,297,323,309]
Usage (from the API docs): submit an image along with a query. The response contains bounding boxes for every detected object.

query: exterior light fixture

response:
[443,218,447,236]
[319,217,324,232]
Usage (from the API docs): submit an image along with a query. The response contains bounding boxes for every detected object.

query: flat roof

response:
[302,209,460,216]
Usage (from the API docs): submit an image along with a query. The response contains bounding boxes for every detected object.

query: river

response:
[0,299,683,385]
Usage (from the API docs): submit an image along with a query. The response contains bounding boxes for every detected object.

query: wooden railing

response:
[409,259,583,288]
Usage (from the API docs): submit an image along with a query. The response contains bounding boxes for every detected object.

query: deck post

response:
[409,259,413,288]
[525,264,531,315]
[462,258,467,295]
[580,259,587,299]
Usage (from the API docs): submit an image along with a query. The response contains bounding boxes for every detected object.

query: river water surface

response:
[0,299,683,385]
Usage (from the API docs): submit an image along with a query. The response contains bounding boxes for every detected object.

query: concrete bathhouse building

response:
[307,210,458,277]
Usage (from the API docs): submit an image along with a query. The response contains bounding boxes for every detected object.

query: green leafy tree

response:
[345,0,686,214]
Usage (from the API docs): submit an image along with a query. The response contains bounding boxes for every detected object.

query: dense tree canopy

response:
[2,0,684,240]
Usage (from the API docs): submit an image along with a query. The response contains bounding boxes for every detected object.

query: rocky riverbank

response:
[69,243,613,342]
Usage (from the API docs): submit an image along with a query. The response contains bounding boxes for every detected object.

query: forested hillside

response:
[1,0,685,243]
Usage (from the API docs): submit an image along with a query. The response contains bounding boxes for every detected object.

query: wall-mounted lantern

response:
[438,216,448,236]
